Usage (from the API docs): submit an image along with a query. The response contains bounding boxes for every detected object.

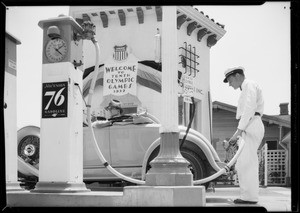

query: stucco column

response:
[145,6,193,186]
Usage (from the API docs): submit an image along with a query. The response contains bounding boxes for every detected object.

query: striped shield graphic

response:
[113,45,128,61]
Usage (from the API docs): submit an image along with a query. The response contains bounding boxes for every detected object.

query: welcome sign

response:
[103,51,138,96]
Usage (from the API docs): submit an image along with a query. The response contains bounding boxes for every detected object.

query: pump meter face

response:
[45,38,68,63]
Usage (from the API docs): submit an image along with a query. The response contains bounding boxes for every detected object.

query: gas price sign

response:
[42,81,68,118]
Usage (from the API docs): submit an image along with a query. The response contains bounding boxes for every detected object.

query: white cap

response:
[223,66,244,83]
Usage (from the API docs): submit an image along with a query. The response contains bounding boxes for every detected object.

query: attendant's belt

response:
[238,112,261,121]
[254,112,261,116]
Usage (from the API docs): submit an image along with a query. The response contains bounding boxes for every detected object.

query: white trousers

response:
[235,116,265,202]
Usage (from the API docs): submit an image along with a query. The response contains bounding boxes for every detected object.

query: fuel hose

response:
[193,136,245,185]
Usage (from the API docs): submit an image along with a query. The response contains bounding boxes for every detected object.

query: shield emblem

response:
[113,45,128,61]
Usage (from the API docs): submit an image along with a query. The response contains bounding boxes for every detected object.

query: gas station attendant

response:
[223,66,265,204]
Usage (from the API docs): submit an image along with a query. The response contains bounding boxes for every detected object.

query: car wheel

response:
[181,148,209,189]
[17,126,40,169]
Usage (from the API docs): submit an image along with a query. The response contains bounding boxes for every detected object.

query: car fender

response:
[141,137,160,180]
[179,126,221,162]
[141,127,221,180]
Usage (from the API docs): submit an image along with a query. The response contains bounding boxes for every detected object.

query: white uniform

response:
[235,79,265,202]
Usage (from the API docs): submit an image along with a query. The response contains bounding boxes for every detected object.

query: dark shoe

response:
[233,198,257,204]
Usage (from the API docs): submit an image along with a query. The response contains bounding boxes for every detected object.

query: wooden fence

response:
[236,144,288,186]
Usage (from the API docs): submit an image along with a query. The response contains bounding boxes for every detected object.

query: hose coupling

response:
[224,165,230,173]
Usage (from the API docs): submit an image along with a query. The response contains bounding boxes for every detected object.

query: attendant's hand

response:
[229,129,243,143]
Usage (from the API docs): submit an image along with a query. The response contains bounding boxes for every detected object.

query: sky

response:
[5,3,291,129]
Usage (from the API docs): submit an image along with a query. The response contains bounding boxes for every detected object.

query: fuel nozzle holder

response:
[81,20,96,40]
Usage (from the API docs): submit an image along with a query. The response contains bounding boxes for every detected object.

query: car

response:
[17,112,228,189]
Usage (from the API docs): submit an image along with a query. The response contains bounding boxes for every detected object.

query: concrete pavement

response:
[206,186,291,211]
[6,185,291,210]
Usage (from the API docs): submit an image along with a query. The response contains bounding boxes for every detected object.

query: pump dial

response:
[45,38,68,63]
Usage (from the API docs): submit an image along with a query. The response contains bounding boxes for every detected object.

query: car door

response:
[83,126,111,167]
[109,124,160,167]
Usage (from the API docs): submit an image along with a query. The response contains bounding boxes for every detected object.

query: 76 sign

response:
[42,82,68,118]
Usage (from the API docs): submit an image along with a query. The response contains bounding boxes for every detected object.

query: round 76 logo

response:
[42,81,68,118]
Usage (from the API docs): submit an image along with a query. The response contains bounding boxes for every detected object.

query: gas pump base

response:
[32,182,90,193]
[7,186,205,206]
[6,181,25,191]
[122,185,206,206]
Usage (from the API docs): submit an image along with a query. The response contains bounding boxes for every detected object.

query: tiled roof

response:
[193,7,225,29]
[70,6,226,46]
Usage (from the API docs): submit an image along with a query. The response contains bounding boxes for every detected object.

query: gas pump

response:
[4,32,23,191]
[33,15,89,192]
